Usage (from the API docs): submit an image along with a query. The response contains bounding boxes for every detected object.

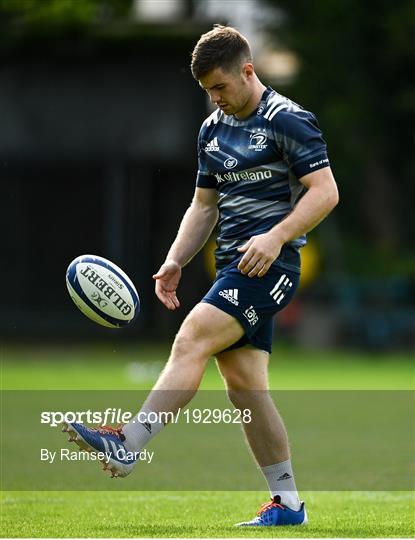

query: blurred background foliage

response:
[0,0,131,28]
[264,0,414,277]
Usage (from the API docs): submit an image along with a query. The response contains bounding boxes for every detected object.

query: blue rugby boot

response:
[235,496,308,527]
[62,422,136,478]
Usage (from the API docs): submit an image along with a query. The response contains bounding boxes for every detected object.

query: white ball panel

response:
[76,262,135,322]
[66,280,118,328]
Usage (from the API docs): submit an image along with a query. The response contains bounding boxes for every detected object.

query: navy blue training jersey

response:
[196,86,330,273]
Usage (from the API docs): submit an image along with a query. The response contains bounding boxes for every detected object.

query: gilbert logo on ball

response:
[66,255,140,328]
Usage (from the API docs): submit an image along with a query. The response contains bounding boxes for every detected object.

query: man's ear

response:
[242,63,255,79]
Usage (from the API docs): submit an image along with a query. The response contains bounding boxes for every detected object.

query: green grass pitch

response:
[1,343,414,537]
[2,491,414,537]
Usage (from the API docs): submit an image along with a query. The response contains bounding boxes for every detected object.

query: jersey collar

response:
[256,86,274,116]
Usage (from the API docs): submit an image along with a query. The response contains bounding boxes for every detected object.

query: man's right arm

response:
[153,187,218,310]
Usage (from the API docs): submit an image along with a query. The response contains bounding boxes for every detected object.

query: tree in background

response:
[264,0,414,275]
[0,0,131,26]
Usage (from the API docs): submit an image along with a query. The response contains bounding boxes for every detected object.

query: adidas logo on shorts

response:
[219,288,239,306]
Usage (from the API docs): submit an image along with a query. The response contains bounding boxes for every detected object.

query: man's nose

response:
[210,91,221,104]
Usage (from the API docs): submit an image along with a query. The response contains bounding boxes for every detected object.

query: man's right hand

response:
[152,260,182,310]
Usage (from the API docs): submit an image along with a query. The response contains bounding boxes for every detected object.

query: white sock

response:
[121,408,165,452]
[261,459,301,511]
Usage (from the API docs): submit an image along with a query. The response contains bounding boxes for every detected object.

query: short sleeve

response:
[195,128,217,188]
[271,109,330,178]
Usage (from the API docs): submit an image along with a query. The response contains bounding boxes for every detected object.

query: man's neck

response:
[235,79,267,120]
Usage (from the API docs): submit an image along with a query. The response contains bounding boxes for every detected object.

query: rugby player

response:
[65,25,338,527]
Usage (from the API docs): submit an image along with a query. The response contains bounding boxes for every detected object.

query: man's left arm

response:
[238,166,339,277]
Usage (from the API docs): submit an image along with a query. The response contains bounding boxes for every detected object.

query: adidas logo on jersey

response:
[205,137,220,152]
[219,288,239,306]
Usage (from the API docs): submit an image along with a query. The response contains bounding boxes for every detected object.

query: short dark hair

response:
[191,25,252,80]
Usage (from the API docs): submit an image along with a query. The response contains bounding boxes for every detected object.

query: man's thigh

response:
[176,302,245,357]
[216,346,270,390]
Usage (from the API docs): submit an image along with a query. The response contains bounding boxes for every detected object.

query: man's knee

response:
[170,306,220,362]
[221,366,252,391]
[217,348,269,406]
[171,323,206,360]
[226,382,272,412]
[226,384,265,411]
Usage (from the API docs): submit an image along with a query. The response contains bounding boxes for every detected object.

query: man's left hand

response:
[237,232,283,277]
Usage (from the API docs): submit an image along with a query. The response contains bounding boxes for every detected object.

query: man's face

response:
[198,65,252,117]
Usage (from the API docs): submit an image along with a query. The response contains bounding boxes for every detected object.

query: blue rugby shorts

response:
[201,260,300,354]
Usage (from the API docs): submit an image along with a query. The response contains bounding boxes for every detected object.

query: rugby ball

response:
[66,255,140,328]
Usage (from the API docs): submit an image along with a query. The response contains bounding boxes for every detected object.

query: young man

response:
[65,25,338,526]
